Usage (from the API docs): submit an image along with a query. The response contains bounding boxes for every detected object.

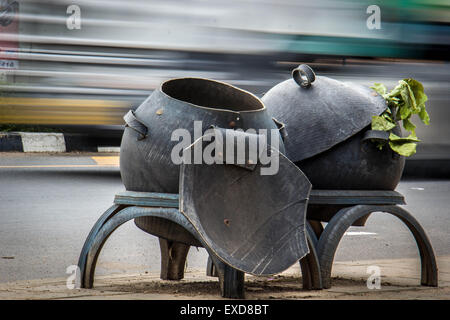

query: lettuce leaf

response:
[372,115,396,131]
[371,83,387,96]
[370,78,429,157]
[389,141,417,157]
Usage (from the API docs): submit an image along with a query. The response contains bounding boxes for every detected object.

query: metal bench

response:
[78,189,438,298]
[78,190,321,298]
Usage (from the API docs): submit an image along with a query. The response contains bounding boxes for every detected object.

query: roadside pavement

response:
[1,256,449,300]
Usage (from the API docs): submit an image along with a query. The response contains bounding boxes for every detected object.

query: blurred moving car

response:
[0,0,449,164]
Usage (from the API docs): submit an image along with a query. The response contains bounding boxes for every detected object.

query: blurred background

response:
[0,0,449,165]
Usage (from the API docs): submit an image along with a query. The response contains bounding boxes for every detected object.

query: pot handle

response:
[272,117,288,141]
[362,129,390,143]
[292,64,316,88]
[124,110,148,140]
[190,126,260,171]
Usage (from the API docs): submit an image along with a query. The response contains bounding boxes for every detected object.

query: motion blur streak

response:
[0,97,131,124]
[0,0,449,158]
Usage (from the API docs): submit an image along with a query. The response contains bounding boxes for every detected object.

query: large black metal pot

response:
[120,77,284,245]
[262,65,405,190]
[297,125,405,190]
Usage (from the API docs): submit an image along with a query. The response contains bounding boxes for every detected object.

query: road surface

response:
[0,153,449,283]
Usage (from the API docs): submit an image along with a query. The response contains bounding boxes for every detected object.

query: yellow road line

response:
[92,156,120,166]
[0,157,120,168]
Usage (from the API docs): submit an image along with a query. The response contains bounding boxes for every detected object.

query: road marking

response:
[92,156,119,166]
[0,156,120,168]
[344,232,378,236]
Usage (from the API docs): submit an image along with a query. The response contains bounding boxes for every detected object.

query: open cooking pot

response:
[120,78,286,245]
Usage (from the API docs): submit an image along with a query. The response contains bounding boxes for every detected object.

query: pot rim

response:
[159,77,266,114]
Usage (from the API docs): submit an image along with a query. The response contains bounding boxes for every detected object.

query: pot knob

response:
[292,64,316,88]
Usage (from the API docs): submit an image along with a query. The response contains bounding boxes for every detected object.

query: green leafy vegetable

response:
[389,141,417,157]
[372,115,396,131]
[419,105,430,125]
[371,83,387,96]
[370,78,430,157]
[402,118,416,133]
[389,132,420,143]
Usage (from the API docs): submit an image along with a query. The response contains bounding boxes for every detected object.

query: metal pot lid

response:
[179,128,311,275]
[262,65,388,162]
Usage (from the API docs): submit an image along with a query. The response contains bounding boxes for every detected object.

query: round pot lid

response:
[262,65,388,162]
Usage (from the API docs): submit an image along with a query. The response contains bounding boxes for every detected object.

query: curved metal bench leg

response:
[306,220,319,248]
[77,204,124,286]
[316,205,438,289]
[80,205,246,299]
[81,206,197,289]
[208,254,245,299]
[299,231,322,290]
[307,220,324,240]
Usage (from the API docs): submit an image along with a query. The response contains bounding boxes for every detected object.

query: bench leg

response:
[299,229,322,290]
[316,205,438,289]
[78,204,124,287]
[159,238,190,280]
[80,206,196,289]
[308,220,324,240]
[208,255,245,299]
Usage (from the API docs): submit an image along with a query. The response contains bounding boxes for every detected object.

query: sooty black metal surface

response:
[120,77,284,193]
[179,130,312,275]
[297,125,405,190]
[262,64,388,163]
[262,65,405,190]
[120,77,285,245]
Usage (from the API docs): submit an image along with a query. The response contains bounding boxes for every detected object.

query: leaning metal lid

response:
[179,129,311,275]
[262,65,388,162]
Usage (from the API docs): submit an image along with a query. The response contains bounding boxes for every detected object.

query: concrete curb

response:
[0,132,120,153]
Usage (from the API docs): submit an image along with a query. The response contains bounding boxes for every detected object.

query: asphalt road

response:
[0,153,449,283]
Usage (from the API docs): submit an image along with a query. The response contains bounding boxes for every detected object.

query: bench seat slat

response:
[114,190,405,207]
